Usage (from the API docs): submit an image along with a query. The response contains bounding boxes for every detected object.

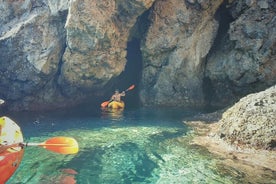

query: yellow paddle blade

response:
[39,137,79,154]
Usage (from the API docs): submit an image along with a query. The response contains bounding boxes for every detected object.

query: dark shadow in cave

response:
[207,0,235,54]
[117,39,143,108]
[116,9,151,108]
[202,1,235,109]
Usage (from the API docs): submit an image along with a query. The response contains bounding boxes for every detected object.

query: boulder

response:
[218,85,276,150]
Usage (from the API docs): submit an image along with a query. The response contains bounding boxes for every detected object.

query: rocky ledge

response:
[184,85,276,173]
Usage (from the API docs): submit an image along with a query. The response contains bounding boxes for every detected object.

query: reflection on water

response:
[101,108,124,121]
[7,108,276,184]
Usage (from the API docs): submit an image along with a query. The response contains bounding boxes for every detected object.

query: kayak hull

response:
[107,101,125,109]
[0,116,24,183]
[0,148,24,183]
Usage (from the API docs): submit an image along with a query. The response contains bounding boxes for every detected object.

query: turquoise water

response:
[6,108,276,184]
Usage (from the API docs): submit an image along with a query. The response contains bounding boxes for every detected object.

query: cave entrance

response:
[117,9,151,108]
[117,38,142,108]
[203,1,235,109]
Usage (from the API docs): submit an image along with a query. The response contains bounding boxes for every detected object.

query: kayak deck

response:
[0,116,24,183]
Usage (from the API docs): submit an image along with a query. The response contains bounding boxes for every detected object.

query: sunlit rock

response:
[218,85,276,150]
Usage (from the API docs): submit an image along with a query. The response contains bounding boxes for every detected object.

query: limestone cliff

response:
[0,0,275,111]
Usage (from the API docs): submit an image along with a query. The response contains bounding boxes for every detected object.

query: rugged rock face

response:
[59,0,155,97]
[205,0,276,107]
[218,85,276,150]
[0,0,69,110]
[140,0,276,108]
[0,0,275,111]
[0,0,155,110]
[140,0,223,107]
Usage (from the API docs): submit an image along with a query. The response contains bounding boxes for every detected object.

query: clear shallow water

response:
[6,108,276,184]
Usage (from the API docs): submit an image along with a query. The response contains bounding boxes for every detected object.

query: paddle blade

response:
[101,101,110,108]
[126,85,135,91]
[40,137,79,154]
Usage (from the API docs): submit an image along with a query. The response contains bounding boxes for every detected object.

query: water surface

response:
[7,108,276,184]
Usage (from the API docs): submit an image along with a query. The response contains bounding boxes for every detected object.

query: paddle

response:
[101,84,135,108]
[0,137,79,154]
[26,136,79,154]
[101,101,110,108]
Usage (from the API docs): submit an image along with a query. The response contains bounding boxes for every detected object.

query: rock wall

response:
[140,0,223,108]
[0,0,275,111]
[0,0,69,110]
[59,0,155,97]
[205,0,276,107]
[0,0,155,110]
[140,0,276,108]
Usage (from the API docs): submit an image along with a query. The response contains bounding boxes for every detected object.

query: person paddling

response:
[110,89,125,102]
[101,85,135,108]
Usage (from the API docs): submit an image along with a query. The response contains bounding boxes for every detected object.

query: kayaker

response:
[110,89,125,102]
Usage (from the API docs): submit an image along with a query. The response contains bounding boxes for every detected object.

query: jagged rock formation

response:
[0,0,275,111]
[205,0,276,107]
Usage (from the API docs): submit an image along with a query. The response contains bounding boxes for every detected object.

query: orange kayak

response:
[0,116,24,183]
[108,101,125,109]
